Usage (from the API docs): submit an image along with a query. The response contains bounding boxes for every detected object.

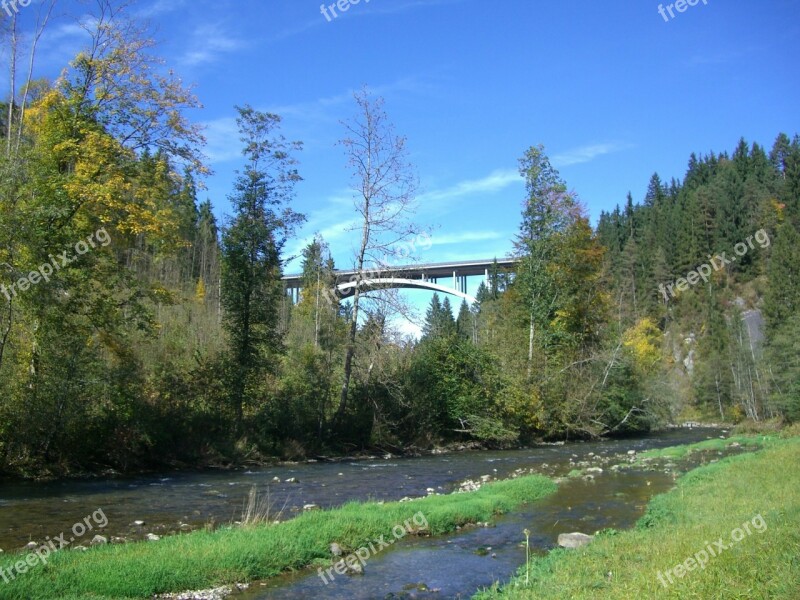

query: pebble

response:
[156,584,248,600]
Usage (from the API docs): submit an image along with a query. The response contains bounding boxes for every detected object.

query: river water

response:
[0,428,724,598]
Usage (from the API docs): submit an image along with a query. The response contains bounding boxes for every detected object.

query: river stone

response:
[285,477,298,483]
[133,520,145,526]
[347,561,363,575]
[330,542,343,556]
[558,532,594,549]
[303,504,319,511]
[91,535,108,545]
[146,533,161,541]
[157,585,233,600]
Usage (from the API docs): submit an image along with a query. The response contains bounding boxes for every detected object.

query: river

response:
[0,427,725,598]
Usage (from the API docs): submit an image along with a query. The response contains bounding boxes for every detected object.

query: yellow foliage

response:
[195,278,206,303]
[501,385,543,430]
[622,318,663,374]
[24,89,183,247]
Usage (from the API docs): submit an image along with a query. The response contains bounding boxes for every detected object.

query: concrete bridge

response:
[282,258,517,305]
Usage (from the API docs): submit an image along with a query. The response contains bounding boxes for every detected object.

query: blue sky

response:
[8,0,800,331]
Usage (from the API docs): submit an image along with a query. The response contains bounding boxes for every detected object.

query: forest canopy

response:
[1,3,798,478]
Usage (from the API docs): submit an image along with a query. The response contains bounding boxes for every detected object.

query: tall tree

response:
[764,223,800,335]
[334,90,419,426]
[456,299,474,341]
[221,106,303,434]
[514,145,577,377]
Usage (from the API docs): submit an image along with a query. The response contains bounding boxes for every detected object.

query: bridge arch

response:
[334,277,478,305]
[283,257,517,306]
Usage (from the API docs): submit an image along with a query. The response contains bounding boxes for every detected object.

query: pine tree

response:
[456,299,474,341]
[764,223,800,335]
[220,105,303,434]
[514,145,576,376]
[440,296,456,338]
[765,315,800,421]
[693,288,733,419]
[422,293,444,340]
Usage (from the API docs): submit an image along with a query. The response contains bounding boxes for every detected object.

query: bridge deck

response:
[282,257,517,286]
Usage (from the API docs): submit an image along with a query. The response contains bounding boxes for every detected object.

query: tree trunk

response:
[335,208,370,423]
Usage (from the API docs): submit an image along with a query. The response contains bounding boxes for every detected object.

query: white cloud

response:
[136,0,190,18]
[202,116,241,163]
[552,142,632,167]
[349,0,470,18]
[201,78,432,164]
[419,169,521,203]
[179,24,246,67]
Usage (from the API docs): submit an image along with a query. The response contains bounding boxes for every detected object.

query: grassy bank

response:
[0,475,556,599]
[634,432,775,461]
[476,436,800,599]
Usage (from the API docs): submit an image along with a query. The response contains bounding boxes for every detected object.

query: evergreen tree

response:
[456,299,473,341]
[765,315,800,421]
[221,105,303,434]
[693,288,733,419]
[440,296,456,337]
[514,145,576,375]
[422,293,443,340]
[764,223,800,335]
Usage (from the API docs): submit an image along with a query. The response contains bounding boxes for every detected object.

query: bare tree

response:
[4,12,18,156]
[334,89,419,426]
[3,0,57,156]
[15,0,57,153]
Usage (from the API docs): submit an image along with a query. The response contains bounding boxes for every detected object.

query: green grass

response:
[475,436,800,599]
[635,433,775,461]
[0,475,556,599]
